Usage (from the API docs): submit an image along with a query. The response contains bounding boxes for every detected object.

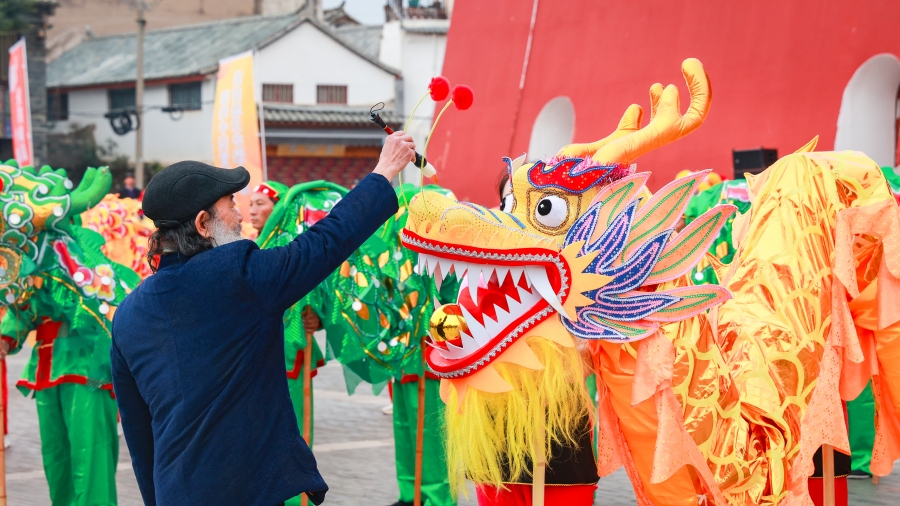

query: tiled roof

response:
[403,25,448,35]
[263,104,403,128]
[334,25,383,60]
[49,14,399,89]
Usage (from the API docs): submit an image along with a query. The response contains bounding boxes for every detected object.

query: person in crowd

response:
[111,131,415,506]
[117,173,142,199]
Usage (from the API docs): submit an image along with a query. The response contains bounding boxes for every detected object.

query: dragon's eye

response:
[500,194,515,213]
[534,195,568,228]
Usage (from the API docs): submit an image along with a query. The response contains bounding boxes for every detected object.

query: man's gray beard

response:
[209,217,243,247]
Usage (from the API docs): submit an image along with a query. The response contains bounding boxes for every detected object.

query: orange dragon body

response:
[401,59,900,505]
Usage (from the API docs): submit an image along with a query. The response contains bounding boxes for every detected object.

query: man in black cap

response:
[110,132,415,505]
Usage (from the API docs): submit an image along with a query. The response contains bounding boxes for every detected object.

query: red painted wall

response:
[429,0,900,205]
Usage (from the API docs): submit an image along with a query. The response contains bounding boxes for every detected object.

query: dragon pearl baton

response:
[369,109,437,179]
[369,78,474,184]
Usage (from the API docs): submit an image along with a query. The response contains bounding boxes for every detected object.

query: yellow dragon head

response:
[403,58,734,398]
[401,59,740,488]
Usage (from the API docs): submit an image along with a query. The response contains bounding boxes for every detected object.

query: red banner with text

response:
[8,38,33,167]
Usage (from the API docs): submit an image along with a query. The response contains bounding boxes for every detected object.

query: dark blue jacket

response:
[111,174,398,506]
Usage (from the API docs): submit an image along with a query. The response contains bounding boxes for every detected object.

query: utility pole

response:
[135,1,146,189]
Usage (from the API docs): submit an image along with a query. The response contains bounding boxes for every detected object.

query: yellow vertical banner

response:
[212,51,263,220]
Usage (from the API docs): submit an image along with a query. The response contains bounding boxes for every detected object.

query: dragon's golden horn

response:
[794,136,819,153]
[555,104,644,158]
[593,58,711,166]
[648,83,664,120]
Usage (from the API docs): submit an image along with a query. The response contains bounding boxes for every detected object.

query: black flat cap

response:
[143,161,250,228]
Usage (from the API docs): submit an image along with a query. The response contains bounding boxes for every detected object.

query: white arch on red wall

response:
[834,53,900,168]
[528,97,575,161]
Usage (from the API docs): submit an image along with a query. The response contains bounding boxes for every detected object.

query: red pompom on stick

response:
[429,76,450,101]
[451,85,473,110]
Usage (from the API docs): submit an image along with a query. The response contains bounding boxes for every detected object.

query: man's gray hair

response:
[146,205,216,272]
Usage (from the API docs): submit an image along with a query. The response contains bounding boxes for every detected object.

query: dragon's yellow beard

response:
[443,337,594,492]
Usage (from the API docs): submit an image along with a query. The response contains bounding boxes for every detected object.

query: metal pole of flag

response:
[254,49,268,181]
[134,1,146,189]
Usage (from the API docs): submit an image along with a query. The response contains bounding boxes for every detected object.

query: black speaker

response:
[733,148,778,176]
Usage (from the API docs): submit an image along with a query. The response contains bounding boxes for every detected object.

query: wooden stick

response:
[873,475,880,485]
[414,342,427,506]
[532,411,546,506]
[301,333,314,506]
[822,445,835,506]
[0,358,7,506]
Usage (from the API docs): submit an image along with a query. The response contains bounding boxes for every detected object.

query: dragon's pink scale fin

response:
[590,172,649,235]
[621,170,709,261]
[645,204,737,285]
[641,285,732,322]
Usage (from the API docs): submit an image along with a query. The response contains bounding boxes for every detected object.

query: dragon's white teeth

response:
[505,293,523,314]
[525,266,571,320]
[496,266,510,285]
[467,267,481,300]
[460,305,487,340]
[416,255,426,274]
[485,309,507,338]
[441,340,468,359]
[452,261,467,281]
[433,263,443,292]
[460,330,479,351]
[510,267,526,286]
[427,256,440,276]
[439,259,454,281]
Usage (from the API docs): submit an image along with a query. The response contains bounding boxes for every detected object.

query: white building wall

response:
[141,79,216,164]
[256,22,397,106]
[380,20,448,185]
[52,81,216,166]
[52,21,398,167]
[379,21,403,71]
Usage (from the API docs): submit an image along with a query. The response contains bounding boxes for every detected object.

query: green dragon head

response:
[0,161,138,333]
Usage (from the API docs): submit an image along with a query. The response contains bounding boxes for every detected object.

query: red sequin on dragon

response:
[526,158,631,194]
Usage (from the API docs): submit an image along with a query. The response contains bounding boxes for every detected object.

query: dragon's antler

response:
[556,104,644,158]
[592,58,711,166]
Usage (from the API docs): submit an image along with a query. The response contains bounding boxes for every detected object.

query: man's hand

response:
[302,307,321,335]
[0,340,9,359]
[373,131,416,181]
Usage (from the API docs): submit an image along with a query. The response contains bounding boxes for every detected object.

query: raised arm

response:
[245,131,414,313]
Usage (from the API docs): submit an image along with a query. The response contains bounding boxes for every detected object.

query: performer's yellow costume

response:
[400,59,900,505]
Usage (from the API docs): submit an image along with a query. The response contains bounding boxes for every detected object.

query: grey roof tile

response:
[263,104,403,128]
[49,14,297,88]
[49,14,399,89]
[403,25,448,35]
[334,25,383,60]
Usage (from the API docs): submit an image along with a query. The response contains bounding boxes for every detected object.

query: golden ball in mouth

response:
[429,304,469,345]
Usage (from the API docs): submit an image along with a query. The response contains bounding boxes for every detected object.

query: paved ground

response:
[5,337,900,505]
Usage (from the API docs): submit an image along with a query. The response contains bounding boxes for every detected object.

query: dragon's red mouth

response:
[401,230,571,378]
